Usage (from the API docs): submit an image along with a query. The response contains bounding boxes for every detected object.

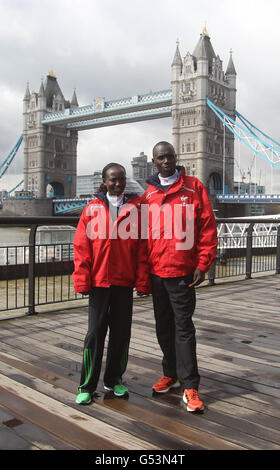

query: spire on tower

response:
[193,29,216,61]
[171,39,183,67]
[38,79,45,97]
[23,81,31,101]
[226,49,237,75]
[71,88,79,107]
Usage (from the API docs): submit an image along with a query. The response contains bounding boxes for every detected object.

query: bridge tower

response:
[23,71,78,198]
[171,27,236,193]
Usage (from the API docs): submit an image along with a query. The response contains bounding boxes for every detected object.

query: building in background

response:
[23,70,78,199]
[233,181,265,195]
[76,172,145,198]
[171,27,236,194]
[131,152,154,189]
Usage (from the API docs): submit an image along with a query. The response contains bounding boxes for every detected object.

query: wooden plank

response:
[0,356,191,450]
[138,387,280,450]
[0,374,159,450]
[124,381,279,450]
[2,349,278,450]
[99,396,245,450]
[0,405,77,450]
[0,353,244,450]
[200,377,280,418]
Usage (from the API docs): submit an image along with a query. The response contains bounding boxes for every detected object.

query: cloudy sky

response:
[1,0,280,192]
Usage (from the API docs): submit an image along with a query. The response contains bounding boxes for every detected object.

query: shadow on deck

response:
[0,275,279,451]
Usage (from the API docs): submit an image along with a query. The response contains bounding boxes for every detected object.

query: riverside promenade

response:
[0,274,279,451]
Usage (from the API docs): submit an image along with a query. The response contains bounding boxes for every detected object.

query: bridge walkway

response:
[0,275,279,451]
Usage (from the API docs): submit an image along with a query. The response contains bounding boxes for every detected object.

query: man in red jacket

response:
[142,141,217,412]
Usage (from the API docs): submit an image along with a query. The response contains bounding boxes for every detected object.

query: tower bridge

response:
[1,27,280,217]
[41,89,172,129]
[19,27,237,202]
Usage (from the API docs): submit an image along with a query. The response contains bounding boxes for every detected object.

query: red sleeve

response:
[196,183,218,273]
[72,208,93,293]
[135,238,151,294]
[133,196,151,294]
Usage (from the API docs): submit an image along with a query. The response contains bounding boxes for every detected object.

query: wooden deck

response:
[0,274,280,451]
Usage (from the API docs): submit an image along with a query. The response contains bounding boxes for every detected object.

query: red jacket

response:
[141,167,218,278]
[72,193,150,294]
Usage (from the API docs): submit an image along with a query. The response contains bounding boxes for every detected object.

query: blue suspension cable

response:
[206,98,280,169]
[0,135,23,178]
[235,110,280,149]
[0,179,24,200]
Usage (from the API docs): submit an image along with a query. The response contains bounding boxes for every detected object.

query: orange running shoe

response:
[152,376,180,393]
[183,389,204,412]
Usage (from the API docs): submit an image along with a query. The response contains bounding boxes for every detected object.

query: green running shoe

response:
[113,383,128,397]
[76,392,92,405]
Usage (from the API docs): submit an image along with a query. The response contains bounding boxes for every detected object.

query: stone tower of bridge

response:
[171,27,237,193]
[23,71,78,198]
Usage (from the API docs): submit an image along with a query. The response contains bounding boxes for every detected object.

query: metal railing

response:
[0,216,279,317]
[0,217,79,316]
[208,218,280,284]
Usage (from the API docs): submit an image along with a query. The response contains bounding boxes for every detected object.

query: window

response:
[207,141,213,153]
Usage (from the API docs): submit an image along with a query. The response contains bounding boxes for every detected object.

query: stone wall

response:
[0,198,53,216]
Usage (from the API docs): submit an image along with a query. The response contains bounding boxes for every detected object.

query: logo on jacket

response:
[146,189,159,200]
[180,185,195,192]
[180,196,188,206]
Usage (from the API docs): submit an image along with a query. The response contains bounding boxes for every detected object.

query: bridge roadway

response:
[41,89,172,130]
[0,274,279,450]
[52,194,280,215]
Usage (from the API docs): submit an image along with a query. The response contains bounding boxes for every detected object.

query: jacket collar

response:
[93,192,138,207]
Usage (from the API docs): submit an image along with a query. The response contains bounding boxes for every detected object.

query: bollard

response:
[245,223,254,279]
[27,225,38,315]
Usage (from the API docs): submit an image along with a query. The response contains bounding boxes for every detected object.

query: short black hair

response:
[152,141,176,157]
[98,163,126,194]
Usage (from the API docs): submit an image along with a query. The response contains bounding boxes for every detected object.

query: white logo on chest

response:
[180,195,188,206]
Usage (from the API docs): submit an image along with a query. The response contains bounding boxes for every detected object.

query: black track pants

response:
[78,285,133,394]
[151,274,200,390]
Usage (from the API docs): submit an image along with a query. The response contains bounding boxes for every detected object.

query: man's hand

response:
[188,269,205,287]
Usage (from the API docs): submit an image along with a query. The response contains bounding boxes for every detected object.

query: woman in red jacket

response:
[72,163,150,405]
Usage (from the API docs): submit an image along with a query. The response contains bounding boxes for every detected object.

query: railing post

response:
[27,225,38,315]
[245,223,254,279]
[208,260,216,285]
[276,225,280,274]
